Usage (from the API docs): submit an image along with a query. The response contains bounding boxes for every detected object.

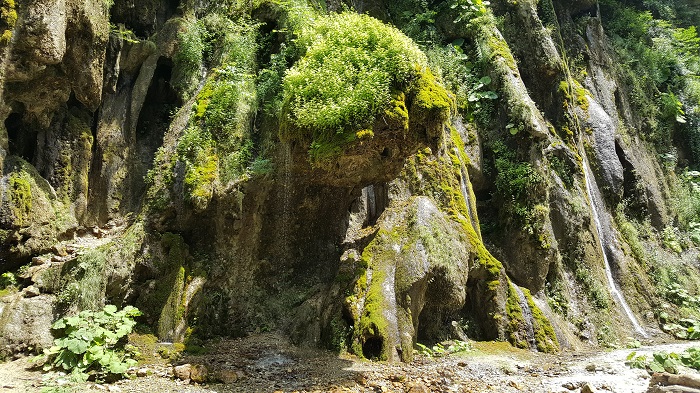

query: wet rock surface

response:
[0,334,697,393]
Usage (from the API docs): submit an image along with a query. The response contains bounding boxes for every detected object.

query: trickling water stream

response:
[458,162,480,237]
[513,285,537,350]
[280,142,293,256]
[582,157,647,337]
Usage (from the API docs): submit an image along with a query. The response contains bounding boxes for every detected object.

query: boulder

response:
[0,294,55,356]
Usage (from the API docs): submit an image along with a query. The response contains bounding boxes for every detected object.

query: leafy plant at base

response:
[42,305,142,380]
[414,340,471,358]
[627,348,700,374]
[662,318,700,340]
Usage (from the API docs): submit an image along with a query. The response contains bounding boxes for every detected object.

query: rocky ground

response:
[0,333,698,393]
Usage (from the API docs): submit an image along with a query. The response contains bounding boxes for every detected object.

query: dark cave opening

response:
[362,336,383,360]
[366,183,388,226]
[110,0,180,38]
[132,57,179,201]
[6,110,36,163]
[572,3,598,19]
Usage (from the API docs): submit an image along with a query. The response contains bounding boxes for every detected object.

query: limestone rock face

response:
[346,196,473,361]
[581,98,625,200]
[0,293,55,356]
[0,0,696,364]
[6,0,109,124]
[18,0,67,66]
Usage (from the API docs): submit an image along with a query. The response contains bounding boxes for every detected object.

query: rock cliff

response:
[0,0,699,361]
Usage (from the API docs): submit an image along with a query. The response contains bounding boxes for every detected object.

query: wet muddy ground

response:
[0,333,697,393]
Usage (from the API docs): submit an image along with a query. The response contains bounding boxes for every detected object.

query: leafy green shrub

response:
[197,65,256,181]
[673,171,700,229]
[176,126,218,210]
[662,226,684,254]
[627,348,700,374]
[426,43,498,118]
[414,340,471,358]
[173,19,206,95]
[491,141,545,232]
[0,272,16,289]
[281,12,428,158]
[199,13,258,69]
[663,282,700,308]
[42,305,142,380]
[662,318,700,339]
[600,0,700,158]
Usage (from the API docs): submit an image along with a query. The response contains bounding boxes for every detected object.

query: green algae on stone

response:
[8,172,31,226]
[522,287,559,353]
[157,265,186,340]
[506,282,528,349]
[409,67,455,138]
[0,0,16,46]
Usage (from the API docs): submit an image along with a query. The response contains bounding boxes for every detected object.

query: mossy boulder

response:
[0,293,55,356]
[280,12,454,187]
[347,196,472,362]
[0,156,75,269]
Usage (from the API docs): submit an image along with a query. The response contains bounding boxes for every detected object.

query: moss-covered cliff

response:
[0,0,699,361]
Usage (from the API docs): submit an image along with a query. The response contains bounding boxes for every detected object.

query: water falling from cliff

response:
[280,142,293,257]
[582,157,647,337]
[458,160,480,238]
[513,285,537,350]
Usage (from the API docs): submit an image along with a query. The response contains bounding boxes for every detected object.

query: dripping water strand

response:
[281,142,292,257]
[582,157,647,337]
[457,157,480,239]
[513,285,537,350]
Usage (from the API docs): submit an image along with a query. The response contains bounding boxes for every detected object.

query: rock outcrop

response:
[0,0,697,361]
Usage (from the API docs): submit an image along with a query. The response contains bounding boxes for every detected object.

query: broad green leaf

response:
[56,350,78,370]
[65,338,89,354]
[104,305,118,314]
[479,76,492,85]
[64,316,81,327]
[52,319,67,330]
[109,361,128,375]
[649,362,665,373]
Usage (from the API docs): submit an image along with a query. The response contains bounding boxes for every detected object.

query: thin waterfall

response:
[458,162,480,238]
[513,285,537,350]
[280,142,293,256]
[582,157,647,337]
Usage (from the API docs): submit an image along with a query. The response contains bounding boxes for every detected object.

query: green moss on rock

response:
[409,67,455,137]
[157,265,186,339]
[8,173,31,226]
[522,287,559,353]
[0,0,16,46]
[506,283,528,349]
